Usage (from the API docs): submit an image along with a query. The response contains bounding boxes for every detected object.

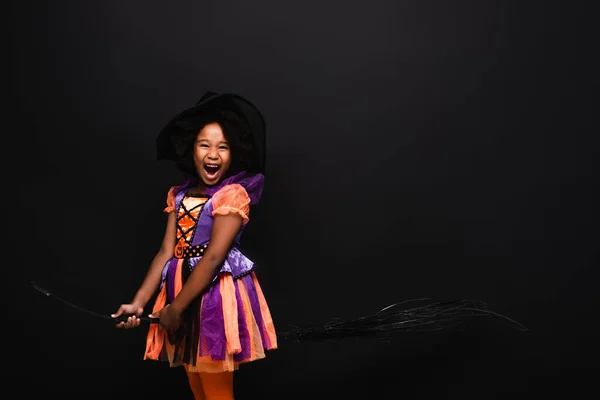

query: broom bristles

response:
[279,299,527,342]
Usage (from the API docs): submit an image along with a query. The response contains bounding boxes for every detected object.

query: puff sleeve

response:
[211,184,251,224]
[163,186,177,213]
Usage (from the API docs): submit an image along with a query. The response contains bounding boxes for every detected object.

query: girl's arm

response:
[130,211,177,308]
[168,213,243,314]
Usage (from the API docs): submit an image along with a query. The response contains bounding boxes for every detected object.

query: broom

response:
[31,281,527,341]
[277,298,528,342]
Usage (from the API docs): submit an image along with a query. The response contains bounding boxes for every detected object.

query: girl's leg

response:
[199,371,234,400]
[184,367,206,400]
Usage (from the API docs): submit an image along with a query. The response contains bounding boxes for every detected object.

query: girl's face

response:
[193,123,232,186]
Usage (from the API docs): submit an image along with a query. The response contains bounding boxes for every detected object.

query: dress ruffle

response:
[145,269,277,373]
[163,186,177,213]
[160,247,256,295]
[211,184,250,224]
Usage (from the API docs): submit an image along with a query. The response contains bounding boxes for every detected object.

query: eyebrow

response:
[197,139,229,144]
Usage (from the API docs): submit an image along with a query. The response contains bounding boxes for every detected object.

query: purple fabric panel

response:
[166,258,179,303]
[191,200,243,247]
[219,248,255,279]
[187,249,255,286]
[233,280,251,362]
[159,258,173,290]
[191,200,213,246]
[172,179,194,198]
[199,283,226,361]
[174,187,188,214]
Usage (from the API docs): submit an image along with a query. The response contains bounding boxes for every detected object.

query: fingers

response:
[114,315,142,329]
[111,306,125,319]
[126,315,142,328]
[112,304,143,329]
[111,306,125,328]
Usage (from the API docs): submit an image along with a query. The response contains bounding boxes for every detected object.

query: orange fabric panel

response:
[144,283,167,360]
[219,274,241,355]
[251,272,278,349]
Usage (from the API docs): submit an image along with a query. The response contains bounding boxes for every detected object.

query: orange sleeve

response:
[211,184,251,224]
[163,186,177,213]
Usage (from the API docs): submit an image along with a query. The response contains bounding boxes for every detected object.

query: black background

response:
[8,1,598,399]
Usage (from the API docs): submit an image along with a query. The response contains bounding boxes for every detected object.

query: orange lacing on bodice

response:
[174,196,208,257]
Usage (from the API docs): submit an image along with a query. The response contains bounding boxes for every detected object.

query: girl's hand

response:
[112,303,144,328]
[150,305,183,342]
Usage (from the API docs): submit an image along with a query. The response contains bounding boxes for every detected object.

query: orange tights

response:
[184,368,234,400]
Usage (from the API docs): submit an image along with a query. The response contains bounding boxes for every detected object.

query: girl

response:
[111,91,276,400]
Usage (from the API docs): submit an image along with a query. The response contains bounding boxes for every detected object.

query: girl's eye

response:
[199,144,209,148]
[219,146,229,150]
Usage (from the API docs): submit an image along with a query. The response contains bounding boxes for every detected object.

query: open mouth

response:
[204,164,220,177]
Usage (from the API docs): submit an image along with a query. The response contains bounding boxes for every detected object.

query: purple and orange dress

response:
[144,172,277,373]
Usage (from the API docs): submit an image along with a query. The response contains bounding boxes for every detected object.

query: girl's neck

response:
[191,181,207,194]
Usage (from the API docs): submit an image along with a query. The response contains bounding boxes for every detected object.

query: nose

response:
[207,148,219,159]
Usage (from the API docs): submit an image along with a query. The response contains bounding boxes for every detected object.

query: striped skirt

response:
[144,259,277,373]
